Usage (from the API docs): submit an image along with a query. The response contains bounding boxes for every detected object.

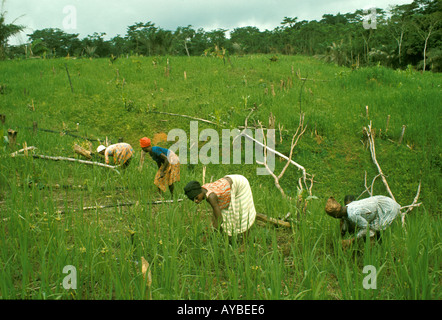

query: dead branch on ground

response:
[400,180,422,226]
[73,144,93,159]
[362,121,422,227]
[357,171,382,199]
[147,110,225,126]
[10,146,37,157]
[363,121,396,201]
[256,212,291,228]
[234,107,315,218]
[56,199,184,214]
[237,109,309,195]
[30,154,121,174]
[252,112,312,203]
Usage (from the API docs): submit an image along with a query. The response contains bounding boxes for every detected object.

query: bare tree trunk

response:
[184,41,190,57]
[398,30,404,65]
[423,35,429,71]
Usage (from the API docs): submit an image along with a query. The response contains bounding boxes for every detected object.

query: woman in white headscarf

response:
[96,143,133,168]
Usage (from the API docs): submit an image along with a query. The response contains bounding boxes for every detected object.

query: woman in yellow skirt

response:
[96,143,133,168]
[139,137,180,195]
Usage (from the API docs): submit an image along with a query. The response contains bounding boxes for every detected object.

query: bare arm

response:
[139,150,146,171]
[206,193,223,230]
[159,153,169,176]
[104,150,110,165]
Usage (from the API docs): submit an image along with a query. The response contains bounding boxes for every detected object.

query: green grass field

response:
[0,54,440,299]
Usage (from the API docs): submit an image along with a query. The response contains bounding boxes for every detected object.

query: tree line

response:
[2,0,441,71]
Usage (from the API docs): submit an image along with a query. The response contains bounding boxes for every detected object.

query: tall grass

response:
[0,55,440,299]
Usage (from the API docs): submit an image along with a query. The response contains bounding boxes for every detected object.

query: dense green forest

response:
[2,0,442,71]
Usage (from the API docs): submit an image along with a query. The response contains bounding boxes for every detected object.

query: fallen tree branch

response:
[362,121,422,228]
[31,154,121,174]
[363,122,396,201]
[10,146,37,157]
[242,130,307,183]
[56,199,183,214]
[199,208,291,229]
[20,126,102,142]
[400,180,422,226]
[253,113,308,199]
[148,110,223,126]
[278,114,308,183]
[236,108,310,208]
[256,212,291,228]
[357,171,382,200]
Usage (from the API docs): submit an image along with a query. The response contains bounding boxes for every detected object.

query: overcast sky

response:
[4,0,413,44]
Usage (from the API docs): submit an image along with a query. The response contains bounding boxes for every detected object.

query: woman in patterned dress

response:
[96,143,133,168]
[139,137,180,195]
[184,174,256,237]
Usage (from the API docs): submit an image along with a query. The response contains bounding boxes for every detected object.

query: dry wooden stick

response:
[254,113,308,199]
[56,199,183,214]
[21,125,102,142]
[242,131,307,184]
[256,213,291,228]
[65,63,74,93]
[398,125,407,145]
[244,105,257,128]
[363,122,396,201]
[141,257,153,300]
[400,180,422,226]
[255,122,287,198]
[306,173,315,197]
[31,154,121,173]
[277,114,307,183]
[362,122,422,228]
[148,110,221,126]
[235,107,309,204]
[10,146,37,157]
[357,171,382,199]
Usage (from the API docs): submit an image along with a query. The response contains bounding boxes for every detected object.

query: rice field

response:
[0,54,440,300]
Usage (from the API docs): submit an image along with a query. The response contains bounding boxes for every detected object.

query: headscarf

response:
[140,137,151,148]
[97,145,106,153]
[184,181,202,200]
[325,196,342,215]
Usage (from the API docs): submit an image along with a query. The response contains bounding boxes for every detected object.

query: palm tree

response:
[317,39,349,67]
[0,0,25,59]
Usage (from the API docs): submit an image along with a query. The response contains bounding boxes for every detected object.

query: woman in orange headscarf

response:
[139,137,180,195]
